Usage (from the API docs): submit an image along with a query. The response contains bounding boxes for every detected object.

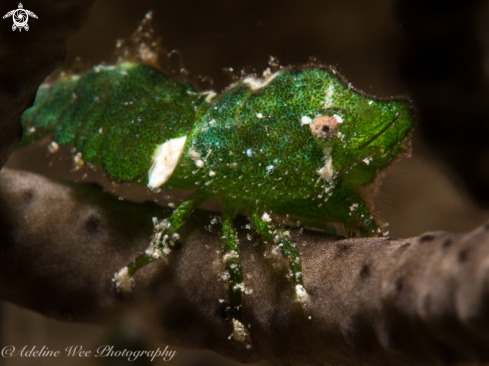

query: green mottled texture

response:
[221,200,245,323]
[22,63,206,183]
[22,62,413,235]
[181,67,413,235]
[20,75,79,146]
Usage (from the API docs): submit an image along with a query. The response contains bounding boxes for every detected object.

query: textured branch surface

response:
[2,168,489,366]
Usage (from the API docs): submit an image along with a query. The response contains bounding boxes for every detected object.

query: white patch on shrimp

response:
[333,114,343,123]
[48,141,59,154]
[144,218,172,259]
[113,266,133,293]
[73,152,84,171]
[301,116,312,125]
[295,284,309,305]
[232,319,249,343]
[363,157,372,165]
[324,85,335,108]
[222,250,239,263]
[93,64,116,73]
[262,212,272,223]
[233,282,253,295]
[316,149,335,191]
[147,136,187,189]
[195,159,204,168]
[204,91,217,103]
[189,146,201,160]
[188,146,206,168]
[242,70,281,91]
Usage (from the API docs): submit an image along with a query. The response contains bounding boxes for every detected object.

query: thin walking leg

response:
[248,210,308,309]
[113,191,208,292]
[221,199,251,347]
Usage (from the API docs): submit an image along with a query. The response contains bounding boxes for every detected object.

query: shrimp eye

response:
[311,115,339,141]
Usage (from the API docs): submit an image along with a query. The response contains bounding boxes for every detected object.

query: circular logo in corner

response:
[3,3,38,32]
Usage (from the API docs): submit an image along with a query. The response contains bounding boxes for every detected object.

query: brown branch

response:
[2,167,489,365]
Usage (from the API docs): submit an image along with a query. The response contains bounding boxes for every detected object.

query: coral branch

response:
[2,168,489,365]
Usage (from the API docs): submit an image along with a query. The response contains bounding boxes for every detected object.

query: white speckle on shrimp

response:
[242,70,280,91]
[188,146,206,169]
[48,141,59,154]
[73,152,84,171]
[316,149,334,185]
[113,266,133,293]
[222,250,239,263]
[204,91,217,103]
[333,114,343,123]
[189,147,201,160]
[349,203,359,211]
[195,159,204,168]
[262,212,272,223]
[301,116,312,125]
[324,85,335,108]
[232,319,249,343]
[295,284,309,305]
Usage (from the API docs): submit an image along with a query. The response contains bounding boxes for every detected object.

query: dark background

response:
[56,0,489,210]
